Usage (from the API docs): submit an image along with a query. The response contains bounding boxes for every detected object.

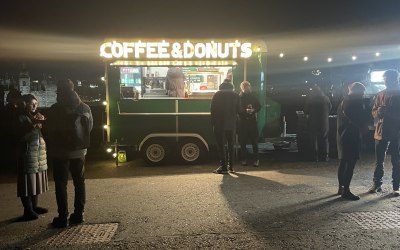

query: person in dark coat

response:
[336,82,369,200]
[16,94,49,220]
[368,69,400,196]
[45,79,93,227]
[304,85,332,162]
[1,87,23,173]
[238,81,261,167]
[210,78,241,174]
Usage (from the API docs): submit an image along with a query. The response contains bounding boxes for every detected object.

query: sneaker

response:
[368,184,382,193]
[253,160,259,167]
[33,206,48,214]
[241,161,247,166]
[227,165,235,173]
[213,166,228,174]
[342,190,360,201]
[337,186,344,195]
[393,190,400,197]
[52,217,68,228]
[69,213,85,224]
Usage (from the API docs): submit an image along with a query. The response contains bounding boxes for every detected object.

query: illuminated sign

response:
[100,40,253,60]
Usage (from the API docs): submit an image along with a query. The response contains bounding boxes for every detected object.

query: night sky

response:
[0,0,399,79]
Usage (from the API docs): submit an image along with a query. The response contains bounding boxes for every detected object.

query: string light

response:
[375,52,381,57]
[279,52,284,58]
[303,56,309,61]
[352,55,357,61]
[327,57,332,62]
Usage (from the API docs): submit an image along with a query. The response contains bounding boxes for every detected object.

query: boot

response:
[32,195,48,214]
[341,189,360,201]
[20,196,39,221]
[336,186,344,195]
[69,212,85,224]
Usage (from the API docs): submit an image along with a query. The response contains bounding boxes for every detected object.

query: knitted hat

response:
[57,79,74,94]
[219,79,234,90]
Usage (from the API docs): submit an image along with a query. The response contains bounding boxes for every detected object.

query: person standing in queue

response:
[238,81,261,167]
[368,69,400,196]
[211,73,241,174]
[16,94,49,220]
[45,79,93,228]
[304,85,332,162]
[336,82,369,200]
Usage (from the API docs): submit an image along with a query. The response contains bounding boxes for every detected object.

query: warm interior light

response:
[106,148,112,153]
[102,101,107,106]
[103,125,108,129]
[279,52,284,58]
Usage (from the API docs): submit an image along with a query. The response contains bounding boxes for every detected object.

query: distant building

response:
[18,63,31,95]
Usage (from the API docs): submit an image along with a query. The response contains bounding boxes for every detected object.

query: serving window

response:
[119,66,232,100]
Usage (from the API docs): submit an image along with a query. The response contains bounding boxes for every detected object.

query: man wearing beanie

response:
[210,76,241,174]
[45,79,93,227]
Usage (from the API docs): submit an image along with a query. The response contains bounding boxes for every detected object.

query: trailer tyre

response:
[179,139,206,164]
[142,139,168,165]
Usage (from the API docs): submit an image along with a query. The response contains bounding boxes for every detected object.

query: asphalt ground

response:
[1,150,400,249]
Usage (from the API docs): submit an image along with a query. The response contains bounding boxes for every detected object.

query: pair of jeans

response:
[214,128,235,168]
[53,157,86,218]
[338,158,357,189]
[374,138,400,189]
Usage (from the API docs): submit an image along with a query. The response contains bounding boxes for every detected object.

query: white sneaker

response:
[253,160,259,167]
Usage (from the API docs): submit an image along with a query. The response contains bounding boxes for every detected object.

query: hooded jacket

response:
[45,90,93,159]
[210,80,241,131]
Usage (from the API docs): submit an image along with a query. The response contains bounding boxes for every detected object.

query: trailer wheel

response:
[142,139,168,165]
[179,139,206,164]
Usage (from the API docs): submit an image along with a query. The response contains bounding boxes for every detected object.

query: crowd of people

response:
[210,69,400,201]
[1,68,399,230]
[0,79,93,227]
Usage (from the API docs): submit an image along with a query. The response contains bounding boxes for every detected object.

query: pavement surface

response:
[1,150,400,249]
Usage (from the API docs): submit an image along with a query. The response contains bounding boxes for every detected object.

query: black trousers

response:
[311,131,329,161]
[338,158,357,189]
[53,157,86,218]
[214,128,235,168]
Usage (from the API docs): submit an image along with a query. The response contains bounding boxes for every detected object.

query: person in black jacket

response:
[45,79,93,228]
[238,81,261,167]
[211,78,241,174]
[304,85,332,162]
[336,82,369,200]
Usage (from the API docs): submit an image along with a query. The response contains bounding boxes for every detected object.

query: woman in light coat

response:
[16,94,48,220]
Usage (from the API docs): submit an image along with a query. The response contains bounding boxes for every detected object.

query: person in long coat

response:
[210,79,241,174]
[16,94,49,220]
[238,81,261,167]
[336,82,369,200]
[304,85,332,161]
